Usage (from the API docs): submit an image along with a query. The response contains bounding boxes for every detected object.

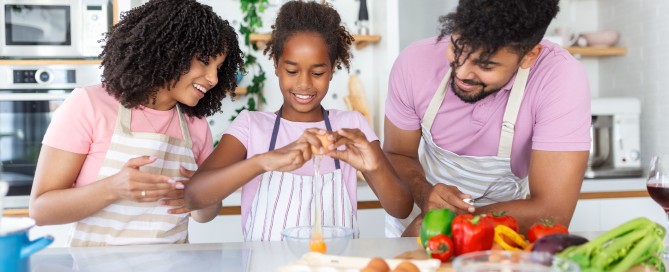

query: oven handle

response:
[0,93,70,101]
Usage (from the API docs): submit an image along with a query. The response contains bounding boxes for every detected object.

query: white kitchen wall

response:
[597,0,669,170]
[548,0,600,97]
[397,1,456,50]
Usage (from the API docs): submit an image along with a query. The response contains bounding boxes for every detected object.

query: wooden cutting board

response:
[394,247,453,272]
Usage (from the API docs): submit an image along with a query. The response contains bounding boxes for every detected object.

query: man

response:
[384,0,591,237]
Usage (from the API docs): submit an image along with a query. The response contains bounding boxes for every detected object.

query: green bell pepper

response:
[420,208,456,248]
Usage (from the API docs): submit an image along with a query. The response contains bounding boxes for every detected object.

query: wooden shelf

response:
[567,47,627,57]
[249,33,381,50]
[0,59,102,65]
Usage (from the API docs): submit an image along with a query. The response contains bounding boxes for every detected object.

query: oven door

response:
[1,0,82,58]
[0,90,70,198]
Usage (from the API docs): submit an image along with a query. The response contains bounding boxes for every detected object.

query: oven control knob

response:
[630,150,641,161]
[35,69,52,84]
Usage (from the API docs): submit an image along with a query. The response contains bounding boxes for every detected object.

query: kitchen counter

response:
[31,237,422,272]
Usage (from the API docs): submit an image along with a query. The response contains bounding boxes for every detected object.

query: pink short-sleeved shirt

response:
[224,109,378,227]
[385,36,591,178]
[42,84,214,187]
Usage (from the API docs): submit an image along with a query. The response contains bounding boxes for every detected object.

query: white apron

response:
[386,67,531,237]
[69,105,197,246]
[243,108,357,241]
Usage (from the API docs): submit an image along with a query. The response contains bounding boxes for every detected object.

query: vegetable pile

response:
[418,209,666,271]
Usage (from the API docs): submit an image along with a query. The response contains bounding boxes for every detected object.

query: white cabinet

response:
[29,223,73,248]
[357,209,388,238]
[188,215,243,243]
[570,197,666,233]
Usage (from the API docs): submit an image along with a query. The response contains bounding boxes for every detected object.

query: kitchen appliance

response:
[355,0,369,35]
[1,0,110,58]
[585,97,643,178]
[0,64,102,207]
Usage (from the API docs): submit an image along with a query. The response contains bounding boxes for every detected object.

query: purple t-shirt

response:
[225,109,378,227]
[385,36,591,179]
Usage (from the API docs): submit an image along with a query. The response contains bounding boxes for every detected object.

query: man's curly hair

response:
[264,0,353,72]
[438,0,559,67]
[100,0,244,118]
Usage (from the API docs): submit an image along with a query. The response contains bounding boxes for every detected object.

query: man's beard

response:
[450,74,501,104]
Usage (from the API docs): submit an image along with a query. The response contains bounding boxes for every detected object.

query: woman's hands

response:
[160,166,195,214]
[108,156,184,202]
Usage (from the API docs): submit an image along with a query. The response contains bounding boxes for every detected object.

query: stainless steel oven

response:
[0,64,101,207]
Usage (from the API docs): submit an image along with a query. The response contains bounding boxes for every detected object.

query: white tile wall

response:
[598,0,669,170]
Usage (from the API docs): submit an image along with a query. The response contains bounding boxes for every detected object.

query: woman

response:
[29,0,244,246]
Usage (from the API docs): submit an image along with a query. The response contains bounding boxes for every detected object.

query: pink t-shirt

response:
[42,84,214,187]
[225,109,378,227]
[385,36,591,179]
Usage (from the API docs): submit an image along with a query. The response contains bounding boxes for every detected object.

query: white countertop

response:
[31,237,423,272]
[5,177,647,209]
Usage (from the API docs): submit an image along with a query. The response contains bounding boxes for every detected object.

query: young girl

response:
[185,0,412,241]
[29,0,244,246]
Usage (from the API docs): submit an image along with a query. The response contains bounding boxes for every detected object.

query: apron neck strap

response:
[268,106,341,169]
[496,67,529,158]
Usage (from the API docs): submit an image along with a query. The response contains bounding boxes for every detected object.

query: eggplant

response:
[531,234,589,255]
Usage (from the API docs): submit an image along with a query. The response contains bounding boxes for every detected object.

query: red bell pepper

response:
[489,211,518,231]
[426,234,454,262]
[452,214,494,256]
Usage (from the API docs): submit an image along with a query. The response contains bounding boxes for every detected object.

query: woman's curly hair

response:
[438,0,559,67]
[264,0,353,71]
[100,0,244,118]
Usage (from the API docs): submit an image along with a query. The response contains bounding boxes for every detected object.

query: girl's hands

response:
[109,156,183,202]
[258,129,324,172]
[327,128,379,172]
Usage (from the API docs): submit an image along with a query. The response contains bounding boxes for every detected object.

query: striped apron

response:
[385,67,531,237]
[69,105,197,246]
[243,108,357,241]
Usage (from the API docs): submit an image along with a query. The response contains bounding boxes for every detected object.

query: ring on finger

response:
[141,190,146,198]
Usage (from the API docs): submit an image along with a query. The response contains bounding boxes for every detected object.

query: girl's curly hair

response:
[264,0,353,71]
[100,0,244,118]
[438,0,559,67]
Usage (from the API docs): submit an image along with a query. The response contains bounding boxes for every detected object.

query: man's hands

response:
[420,183,475,215]
[402,184,475,237]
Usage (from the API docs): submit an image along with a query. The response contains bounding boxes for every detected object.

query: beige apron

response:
[69,105,196,246]
[386,67,531,237]
[243,108,357,241]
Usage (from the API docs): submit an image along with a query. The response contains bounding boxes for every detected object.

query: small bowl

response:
[281,226,355,258]
[452,250,581,272]
[580,31,620,47]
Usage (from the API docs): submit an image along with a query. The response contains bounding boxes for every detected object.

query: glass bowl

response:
[452,250,580,272]
[281,226,355,258]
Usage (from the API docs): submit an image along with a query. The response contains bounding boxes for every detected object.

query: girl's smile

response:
[291,92,317,104]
